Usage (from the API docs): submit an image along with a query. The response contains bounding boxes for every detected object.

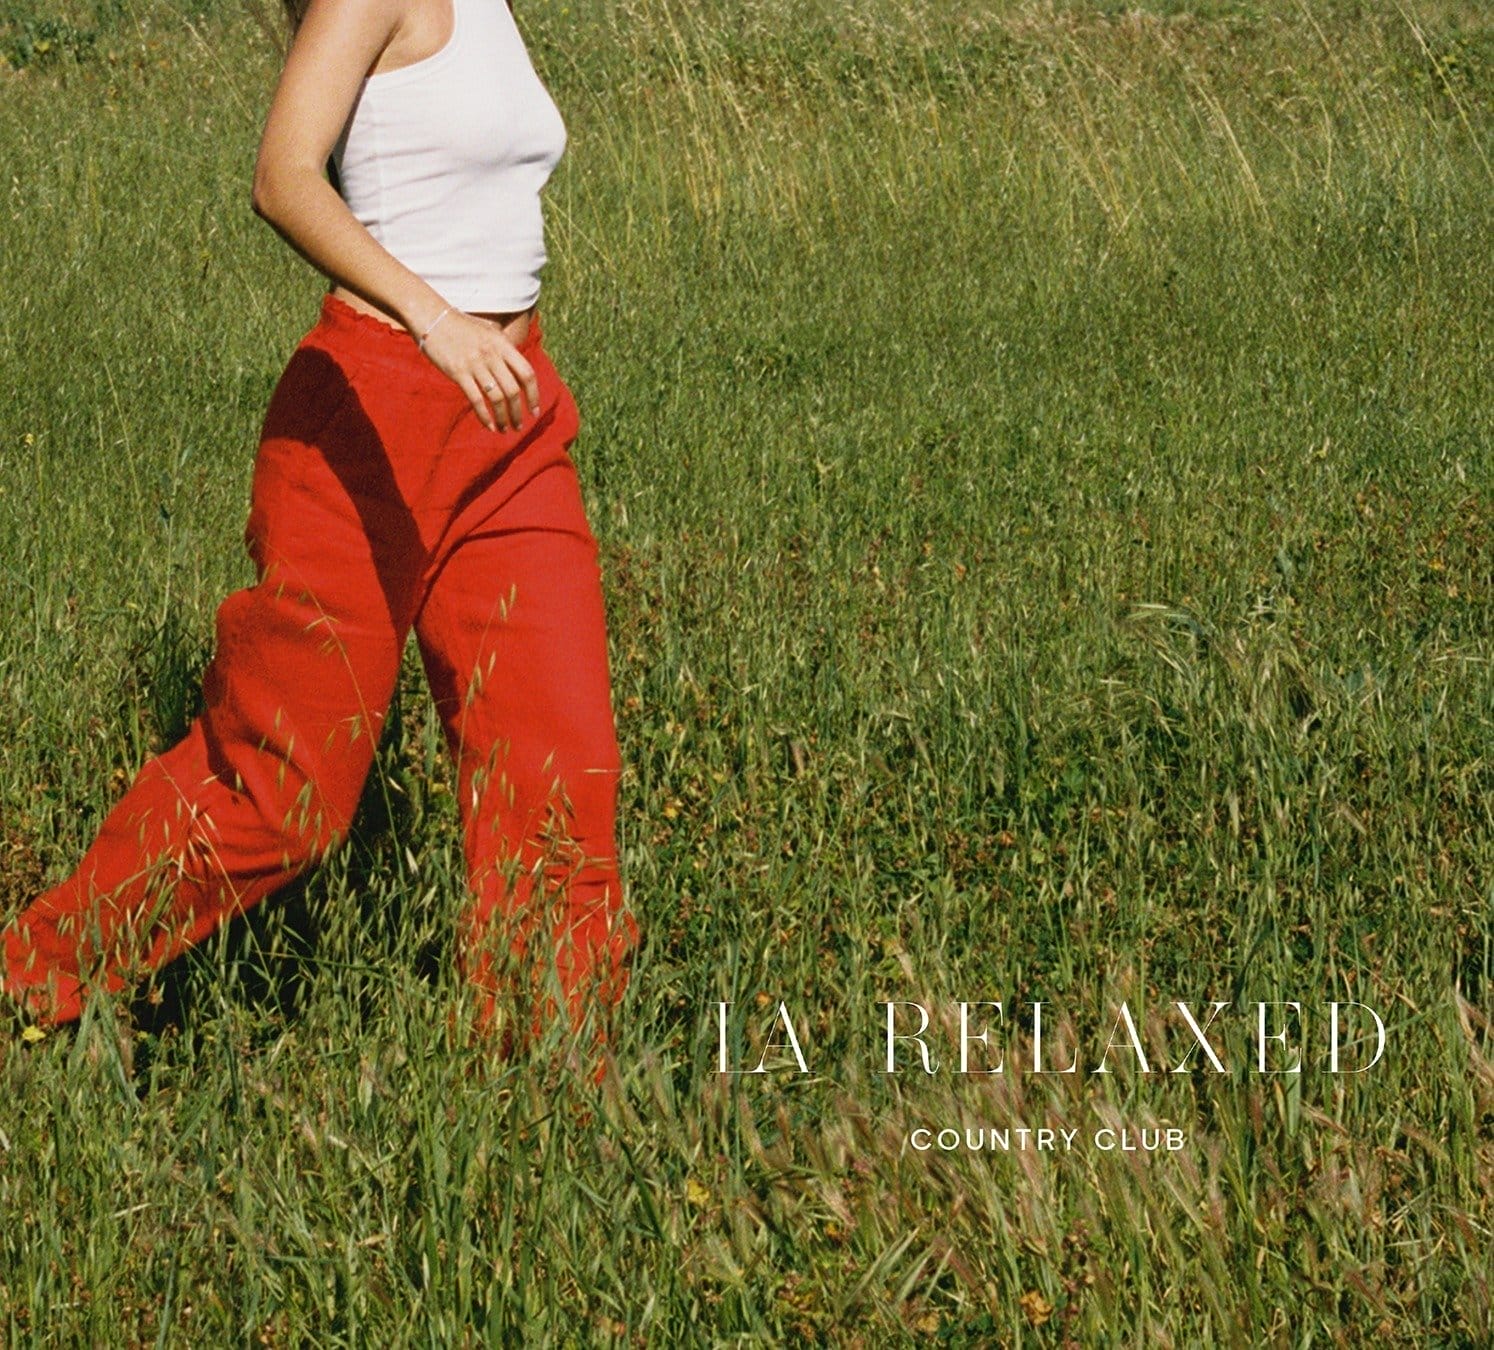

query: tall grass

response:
[1,0,1491,1341]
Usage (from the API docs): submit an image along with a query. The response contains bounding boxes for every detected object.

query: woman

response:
[2,0,637,1053]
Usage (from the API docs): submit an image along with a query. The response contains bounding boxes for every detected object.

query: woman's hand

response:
[418,309,541,433]
[254,0,537,430]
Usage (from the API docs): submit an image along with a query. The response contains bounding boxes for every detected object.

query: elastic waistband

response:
[315,292,544,356]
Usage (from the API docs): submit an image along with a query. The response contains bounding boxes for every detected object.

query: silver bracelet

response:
[417,305,454,353]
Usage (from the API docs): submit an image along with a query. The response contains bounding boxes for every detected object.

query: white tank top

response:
[332,0,567,313]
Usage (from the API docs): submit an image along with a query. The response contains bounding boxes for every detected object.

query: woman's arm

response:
[252,0,538,431]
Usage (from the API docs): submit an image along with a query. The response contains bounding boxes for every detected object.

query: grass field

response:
[1,0,1491,1341]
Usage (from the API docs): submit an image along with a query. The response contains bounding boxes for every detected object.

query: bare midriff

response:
[329,283,534,349]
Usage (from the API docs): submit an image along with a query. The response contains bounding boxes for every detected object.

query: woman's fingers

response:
[508,349,541,415]
[481,363,525,430]
[422,309,542,430]
[460,372,499,432]
[478,347,540,429]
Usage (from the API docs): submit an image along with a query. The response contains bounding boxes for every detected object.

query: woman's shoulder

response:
[283,0,465,88]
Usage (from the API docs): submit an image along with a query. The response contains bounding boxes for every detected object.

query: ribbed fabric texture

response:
[333,0,567,312]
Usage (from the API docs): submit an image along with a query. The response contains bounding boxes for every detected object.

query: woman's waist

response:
[327,285,535,350]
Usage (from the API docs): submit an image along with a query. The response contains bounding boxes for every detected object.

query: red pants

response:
[3,295,635,1035]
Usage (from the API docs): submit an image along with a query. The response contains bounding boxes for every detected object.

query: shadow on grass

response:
[123,684,448,1070]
